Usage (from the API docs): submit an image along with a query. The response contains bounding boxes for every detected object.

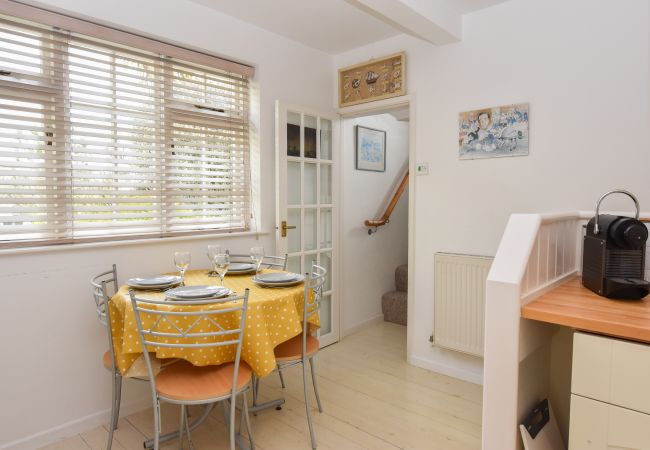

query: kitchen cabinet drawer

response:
[569,394,650,450]
[572,332,650,414]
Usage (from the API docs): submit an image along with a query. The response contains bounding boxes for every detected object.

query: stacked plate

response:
[127,275,182,290]
[228,262,257,275]
[252,272,304,287]
[165,285,232,301]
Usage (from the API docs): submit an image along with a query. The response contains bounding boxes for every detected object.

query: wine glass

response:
[250,246,264,273]
[173,251,191,286]
[207,244,221,277]
[214,252,230,286]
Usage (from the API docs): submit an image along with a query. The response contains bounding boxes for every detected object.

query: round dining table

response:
[109,268,319,378]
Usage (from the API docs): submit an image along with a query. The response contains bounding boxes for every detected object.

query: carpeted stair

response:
[381,264,407,325]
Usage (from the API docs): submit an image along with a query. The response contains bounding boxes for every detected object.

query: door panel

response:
[320,164,332,203]
[287,162,301,205]
[320,118,332,161]
[276,101,339,347]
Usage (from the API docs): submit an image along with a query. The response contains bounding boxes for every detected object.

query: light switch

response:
[416,162,429,175]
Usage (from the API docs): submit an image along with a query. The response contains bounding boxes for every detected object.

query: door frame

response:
[275,101,341,346]
[337,94,416,359]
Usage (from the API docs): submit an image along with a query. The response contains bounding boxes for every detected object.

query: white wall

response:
[334,0,650,384]
[341,113,409,333]
[0,1,333,448]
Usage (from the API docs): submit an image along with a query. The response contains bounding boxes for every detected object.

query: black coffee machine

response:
[582,190,650,300]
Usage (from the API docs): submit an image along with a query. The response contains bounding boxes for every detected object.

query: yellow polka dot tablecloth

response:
[109,269,319,378]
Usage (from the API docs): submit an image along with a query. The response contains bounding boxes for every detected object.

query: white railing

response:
[521,215,581,301]
[481,210,650,450]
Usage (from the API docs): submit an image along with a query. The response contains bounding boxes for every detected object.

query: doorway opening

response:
[339,102,413,359]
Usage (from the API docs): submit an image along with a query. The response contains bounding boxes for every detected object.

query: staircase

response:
[381,264,407,325]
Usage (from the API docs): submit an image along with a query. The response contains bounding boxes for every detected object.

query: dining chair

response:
[228,252,288,270]
[271,264,326,449]
[91,265,129,450]
[129,289,254,450]
[92,267,181,449]
[229,252,289,388]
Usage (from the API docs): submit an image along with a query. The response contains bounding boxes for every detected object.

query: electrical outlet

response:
[416,162,429,175]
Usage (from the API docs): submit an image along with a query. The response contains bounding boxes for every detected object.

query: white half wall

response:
[334,0,650,384]
[341,113,409,334]
[0,0,334,448]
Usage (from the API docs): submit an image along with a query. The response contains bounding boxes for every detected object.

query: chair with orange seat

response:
[129,288,254,450]
[92,266,180,450]
[228,252,289,388]
[272,263,327,449]
[91,265,129,450]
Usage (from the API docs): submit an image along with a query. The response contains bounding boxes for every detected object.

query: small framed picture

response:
[355,125,386,172]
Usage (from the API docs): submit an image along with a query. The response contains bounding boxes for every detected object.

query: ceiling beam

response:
[345,0,461,45]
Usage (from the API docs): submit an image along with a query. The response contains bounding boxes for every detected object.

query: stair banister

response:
[365,169,409,234]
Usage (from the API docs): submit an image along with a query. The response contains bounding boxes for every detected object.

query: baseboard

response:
[409,354,484,386]
[0,399,151,450]
[342,313,384,338]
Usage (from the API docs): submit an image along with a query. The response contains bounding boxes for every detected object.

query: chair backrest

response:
[300,263,327,358]
[90,264,119,370]
[229,253,288,270]
[129,289,250,401]
[90,264,119,326]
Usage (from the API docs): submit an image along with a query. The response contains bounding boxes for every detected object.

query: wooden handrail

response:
[364,170,409,228]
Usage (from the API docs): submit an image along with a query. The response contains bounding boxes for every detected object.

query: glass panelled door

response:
[275,101,339,347]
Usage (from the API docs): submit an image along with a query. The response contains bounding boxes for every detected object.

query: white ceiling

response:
[447,0,510,15]
[189,0,509,54]
[189,0,400,54]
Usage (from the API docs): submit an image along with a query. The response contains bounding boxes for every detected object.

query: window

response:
[0,11,252,248]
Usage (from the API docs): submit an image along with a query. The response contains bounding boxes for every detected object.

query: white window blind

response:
[0,13,251,248]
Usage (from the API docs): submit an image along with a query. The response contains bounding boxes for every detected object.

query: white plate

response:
[228,263,257,272]
[255,272,300,283]
[165,285,230,300]
[131,284,180,290]
[252,274,304,287]
[166,292,233,301]
[127,275,181,288]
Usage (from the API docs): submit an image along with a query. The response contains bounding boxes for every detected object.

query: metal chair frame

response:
[253,263,326,449]
[129,289,254,450]
[230,251,291,389]
[91,265,126,450]
[228,253,288,270]
[230,253,288,388]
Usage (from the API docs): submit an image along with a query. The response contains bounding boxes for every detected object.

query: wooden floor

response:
[41,322,482,450]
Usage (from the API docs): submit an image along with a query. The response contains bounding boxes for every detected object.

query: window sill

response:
[0,230,271,257]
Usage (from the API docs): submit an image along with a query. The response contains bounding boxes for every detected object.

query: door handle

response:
[281,220,296,237]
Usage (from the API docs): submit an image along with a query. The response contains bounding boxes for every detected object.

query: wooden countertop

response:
[521,277,650,343]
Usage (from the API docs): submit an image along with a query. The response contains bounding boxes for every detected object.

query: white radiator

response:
[433,253,493,357]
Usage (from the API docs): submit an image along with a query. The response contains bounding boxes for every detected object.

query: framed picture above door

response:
[338,52,406,107]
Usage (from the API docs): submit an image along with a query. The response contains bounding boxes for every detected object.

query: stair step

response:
[382,290,407,326]
[395,264,408,292]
